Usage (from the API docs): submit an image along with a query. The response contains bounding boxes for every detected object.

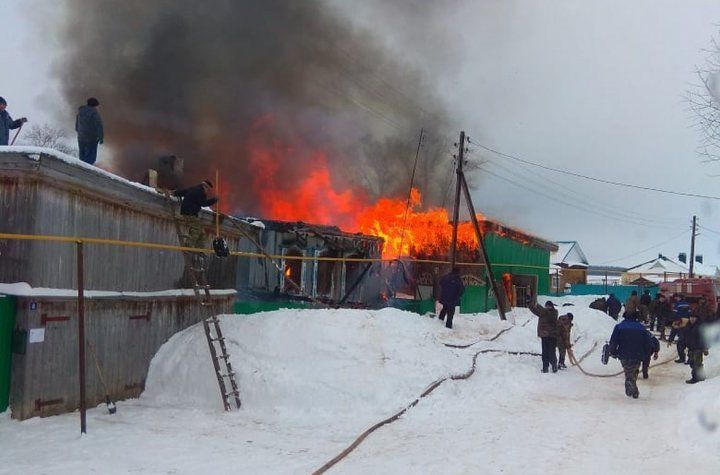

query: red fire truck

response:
[658,277,720,313]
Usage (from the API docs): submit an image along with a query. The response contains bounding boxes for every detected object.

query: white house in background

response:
[622,254,720,284]
[550,241,589,291]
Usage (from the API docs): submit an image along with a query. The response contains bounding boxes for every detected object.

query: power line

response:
[595,229,691,265]
[469,139,720,201]
[485,158,682,228]
[479,165,678,230]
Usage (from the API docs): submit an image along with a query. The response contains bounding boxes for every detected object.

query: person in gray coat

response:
[75,97,104,164]
[0,96,28,145]
[530,300,559,373]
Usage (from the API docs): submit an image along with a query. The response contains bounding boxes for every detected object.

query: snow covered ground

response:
[1,296,719,474]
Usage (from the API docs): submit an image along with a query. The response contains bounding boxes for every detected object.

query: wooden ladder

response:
[162,190,241,410]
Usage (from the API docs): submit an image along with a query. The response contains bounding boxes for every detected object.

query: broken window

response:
[282,248,304,294]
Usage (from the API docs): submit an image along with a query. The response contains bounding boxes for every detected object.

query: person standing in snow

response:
[647,293,661,332]
[624,290,640,319]
[639,289,652,323]
[437,267,465,329]
[656,294,673,340]
[685,313,709,384]
[0,96,28,146]
[641,333,660,380]
[530,300,559,373]
[694,296,713,322]
[606,293,622,320]
[172,180,218,249]
[556,312,573,369]
[75,97,104,164]
[669,294,690,363]
[608,310,654,399]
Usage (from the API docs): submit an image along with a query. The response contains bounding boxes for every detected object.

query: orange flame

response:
[241,118,532,259]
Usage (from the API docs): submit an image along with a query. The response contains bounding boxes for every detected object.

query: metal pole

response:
[690,215,697,278]
[604,271,608,294]
[449,131,465,268]
[77,241,87,434]
[556,269,560,297]
[459,173,507,320]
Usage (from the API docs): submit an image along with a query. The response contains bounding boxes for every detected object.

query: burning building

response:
[0,148,382,418]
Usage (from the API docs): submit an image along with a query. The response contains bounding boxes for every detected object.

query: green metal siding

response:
[460,234,551,312]
[0,295,16,412]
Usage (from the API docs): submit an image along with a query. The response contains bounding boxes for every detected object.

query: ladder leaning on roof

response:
[161,189,241,411]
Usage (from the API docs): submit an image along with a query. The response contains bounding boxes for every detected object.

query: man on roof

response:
[0,96,28,146]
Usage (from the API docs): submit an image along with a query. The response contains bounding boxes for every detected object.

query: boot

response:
[642,372,648,379]
[686,378,700,384]
[625,380,634,397]
[552,365,558,373]
[674,358,685,363]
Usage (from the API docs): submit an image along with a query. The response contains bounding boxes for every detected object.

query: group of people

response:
[530,301,574,373]
[0,95,104,165]
[605,290,712,398]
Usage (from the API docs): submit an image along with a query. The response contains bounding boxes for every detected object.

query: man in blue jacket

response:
[75,97,104,164]
[438,267,465,329]
[0,96,28,145]
[608,310,654,399]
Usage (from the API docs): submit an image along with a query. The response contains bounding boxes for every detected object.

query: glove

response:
[19,117,28,123]
[98,138,104,144]
[653,353,658,360]
[704,350,709,356]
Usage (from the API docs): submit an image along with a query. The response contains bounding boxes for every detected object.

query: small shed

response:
[550,241,589,292]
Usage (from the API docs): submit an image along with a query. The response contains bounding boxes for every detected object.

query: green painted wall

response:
[0,296,16,412]
[460,234,551,312]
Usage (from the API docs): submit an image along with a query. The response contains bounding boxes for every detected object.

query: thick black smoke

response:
[55,0,453,217]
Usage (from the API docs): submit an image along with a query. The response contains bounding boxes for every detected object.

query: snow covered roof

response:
[0,282,236,299]
[551,241,589,267]
[625,255,688,275]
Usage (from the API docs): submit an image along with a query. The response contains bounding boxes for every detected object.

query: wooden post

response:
[556,269,560,297]
[77,241,87,434]
[215,169,220,238]
[459,173,507,320]
[604,271,608,294]
[449,131,465,268]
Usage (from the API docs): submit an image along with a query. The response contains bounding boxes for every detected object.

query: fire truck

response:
[658,277,720,313]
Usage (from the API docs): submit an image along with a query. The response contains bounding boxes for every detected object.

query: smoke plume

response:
[54,0,454,221]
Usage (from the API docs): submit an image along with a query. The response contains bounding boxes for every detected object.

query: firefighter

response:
[172,180,218,249]
[530,301,559,373]
[608,310,654,399]
[647,293,661,332]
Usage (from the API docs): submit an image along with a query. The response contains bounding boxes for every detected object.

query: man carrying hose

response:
[0,96,28,146]
[608,310,654,399]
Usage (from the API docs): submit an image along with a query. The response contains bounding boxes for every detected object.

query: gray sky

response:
[5,1,720,267]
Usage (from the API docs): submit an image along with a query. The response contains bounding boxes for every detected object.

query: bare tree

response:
[21,123,77,156]
[688,36,720,163]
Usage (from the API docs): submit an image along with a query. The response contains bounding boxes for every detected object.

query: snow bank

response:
[143,308,497,419]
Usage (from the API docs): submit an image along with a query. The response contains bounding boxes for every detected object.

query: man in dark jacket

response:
[75,97,104,164]
[641,334,660,379]
[656,294,673,340]
[556,313,573,369]
[438,268,465,329]
[694,296,713,322]
[606,293,622,320]
[639,289,652,323]
[685,314,708,384]
[0,97,28,146]
[172,180,218,248]
[647,294,660,331]
[624,290,640,319]
[608,310,654,398]
[669,295,690,363]
[530,300,559,373]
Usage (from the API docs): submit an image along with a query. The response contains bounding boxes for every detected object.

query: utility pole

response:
[449,131,464,268]
[448,131,507,320]
[690,215,697,278]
